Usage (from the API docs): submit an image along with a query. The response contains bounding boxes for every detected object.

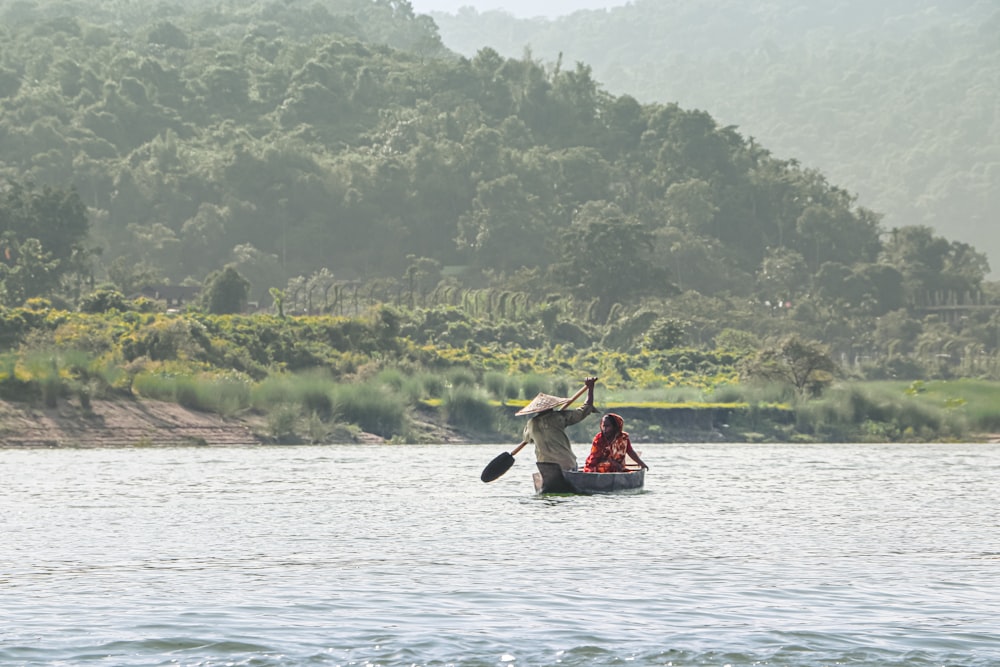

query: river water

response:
[2,443,998,667]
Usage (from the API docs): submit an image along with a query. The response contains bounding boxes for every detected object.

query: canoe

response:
[532,461,645,495]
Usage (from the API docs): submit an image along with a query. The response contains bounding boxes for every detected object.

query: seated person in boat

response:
[584,413,649,473]
[519,377,598,471]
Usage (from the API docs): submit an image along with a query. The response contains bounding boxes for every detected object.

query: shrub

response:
[519,373,548,399]
[79,289,129,314]
[134,371,252,414]
[332,382,406,438]
[443,386,497,432]
[483,371,509,400]
[252,374,297,407]
[267,403,300,441]
[132,372,177,402]
[710,383,745,403]
[419,372,446,398]
[447,367,476,389]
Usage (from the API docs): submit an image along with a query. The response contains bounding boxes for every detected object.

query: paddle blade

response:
[481,451,515,483]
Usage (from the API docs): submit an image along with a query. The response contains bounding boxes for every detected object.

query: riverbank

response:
[2,397,997,447]
[0,397,264,447]
[0,396,499,447]
[0,396,731,447]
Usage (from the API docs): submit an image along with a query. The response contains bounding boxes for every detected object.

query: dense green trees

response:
[0,0,997,382]
[881,226,990,300]
[431,0,999,280]
[201,266,251,315]
[0,181,93,305]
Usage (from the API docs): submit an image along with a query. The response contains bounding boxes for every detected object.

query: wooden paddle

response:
[479,439,529,483]
[480,383,590,483]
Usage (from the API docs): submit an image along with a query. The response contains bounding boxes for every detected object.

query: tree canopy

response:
[0,0,996,380]
[431,0,1000,279]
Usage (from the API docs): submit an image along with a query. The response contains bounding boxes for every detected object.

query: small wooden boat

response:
[533,462,645,495]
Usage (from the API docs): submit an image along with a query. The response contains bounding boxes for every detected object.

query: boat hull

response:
[533,462,645,495]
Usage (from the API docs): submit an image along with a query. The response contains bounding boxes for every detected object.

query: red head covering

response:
[601,412,624,435]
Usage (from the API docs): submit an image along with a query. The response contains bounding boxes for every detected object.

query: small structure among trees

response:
[138,285,200,311]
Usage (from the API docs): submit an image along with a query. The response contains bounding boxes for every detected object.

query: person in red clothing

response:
[583,412,649,473]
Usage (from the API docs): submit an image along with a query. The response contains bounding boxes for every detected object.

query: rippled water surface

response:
[2,443,999,666]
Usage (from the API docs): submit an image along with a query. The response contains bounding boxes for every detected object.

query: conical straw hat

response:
[515,393,571,416]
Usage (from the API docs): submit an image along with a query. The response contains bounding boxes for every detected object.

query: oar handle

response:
[560,383,590,409]
[510,440,529,456]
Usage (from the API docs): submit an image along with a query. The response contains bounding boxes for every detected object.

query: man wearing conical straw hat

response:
[516,376,598,471]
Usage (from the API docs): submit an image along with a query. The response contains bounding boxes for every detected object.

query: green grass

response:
[135,371,252,415]
[793,381,977,442]
[868,379,1000,434]
[442,385,497,432]
[331,382,407,438]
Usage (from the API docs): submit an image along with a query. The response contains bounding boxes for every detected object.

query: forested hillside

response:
[0,0,997,381]
[431,0,1000,278]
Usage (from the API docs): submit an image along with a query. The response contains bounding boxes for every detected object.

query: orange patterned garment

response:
[583,414,631,473]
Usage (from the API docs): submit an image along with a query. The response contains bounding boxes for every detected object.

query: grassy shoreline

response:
[3,308,1000,445]
[3,383,999,447]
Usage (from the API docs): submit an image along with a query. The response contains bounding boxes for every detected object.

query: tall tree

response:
[739,335,838,397]
[554,201,670,320]
[456,174,547,272]
[0,181,93,303]
[200,266,250,315]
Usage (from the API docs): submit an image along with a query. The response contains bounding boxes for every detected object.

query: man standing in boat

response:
[517,376,598,471]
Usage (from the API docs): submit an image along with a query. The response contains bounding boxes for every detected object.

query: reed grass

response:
[375,367,444,402]
[132,373,178,402]
[267,403,300,440]
[907,379,1000,427]
[5,319,998,444]
[133,371,253,415]
[91,357,127,398]
[0,352,17,381]
[251,370,337,410]
[551,377,570,397]
[251,373,301,407]
[297,375,335,419]
[331,382,407,438]
[442,386,497,432]
[173,375,201,410]
[306,411,328,443]
[446,367,477,389]
[375,368,406,391]
[795,382,970,442]
[482,371,524,403]
[850,379,1000,436]
[518,373,549,399]
[251,372,409,438]
[659,385,706,403]
[21,351,65,407]
[483,371,510,401]
[419,372,446,399]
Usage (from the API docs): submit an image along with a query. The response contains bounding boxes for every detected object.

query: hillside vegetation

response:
[431,0,1000,277]
[0,0,999,444]
[2,301,997,444]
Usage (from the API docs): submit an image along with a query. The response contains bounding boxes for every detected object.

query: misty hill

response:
[430,0,1000,276]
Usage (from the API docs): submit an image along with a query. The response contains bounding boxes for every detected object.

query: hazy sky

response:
[409,0,630,18]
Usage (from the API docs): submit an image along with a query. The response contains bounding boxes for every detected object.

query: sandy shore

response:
[0,398,265,447]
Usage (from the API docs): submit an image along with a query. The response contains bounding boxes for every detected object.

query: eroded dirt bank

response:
[0,398,265,447]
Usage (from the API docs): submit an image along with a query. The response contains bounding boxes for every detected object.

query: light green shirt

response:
[523,404,597,470]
